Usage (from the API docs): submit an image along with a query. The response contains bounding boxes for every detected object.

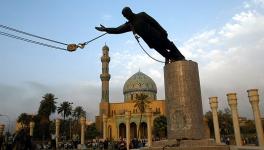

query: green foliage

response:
[17,113,31,128]
[86,123,100,140]
[205,108,234,138]
[58,101,73,139]
[73,106,86,119]
[205,108,258,139]
[38,93,57,119]
[153,115,167,138]
[133,93,150,138]
[133,93,150,114]
[36,93,57,140]
[58,101,73,120]
[71,119,81,139]
[61,119,74,139]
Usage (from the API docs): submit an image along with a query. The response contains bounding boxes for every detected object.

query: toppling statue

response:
[95,7,185,64]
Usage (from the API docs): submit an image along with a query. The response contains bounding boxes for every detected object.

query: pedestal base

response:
[143,139,229,150]
[164,60,204,139]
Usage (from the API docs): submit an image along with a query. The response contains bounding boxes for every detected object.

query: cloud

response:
[0,81,101,121]
[243,0,264,10]
[180,7,264,117]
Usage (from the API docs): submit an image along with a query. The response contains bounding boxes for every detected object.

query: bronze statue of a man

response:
[95,7,185,63]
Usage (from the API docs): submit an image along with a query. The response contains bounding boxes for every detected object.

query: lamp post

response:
[0,114,10,133]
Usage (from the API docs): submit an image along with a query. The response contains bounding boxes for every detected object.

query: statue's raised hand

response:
[95,24,107,32]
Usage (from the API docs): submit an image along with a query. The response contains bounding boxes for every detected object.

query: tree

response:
[86,123,100,140]
[38,93,57,121]
[204,108,233,138]
[58,101,73,139]
[153,115,167,138]
[133,93,150,138]
[73,106,86,120]
[37,93,57,140]
[17,113,31,128]
[58,101,73,120]
[72,106,86,137]
[219,108,233,136]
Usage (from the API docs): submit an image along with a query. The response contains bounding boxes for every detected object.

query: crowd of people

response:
[0,129,34,150]
[0,131,149,150]
[1,132,261,150]
[221,136,259,146]
[88,138,147,150]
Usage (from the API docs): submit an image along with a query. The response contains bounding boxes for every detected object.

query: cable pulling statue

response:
[95,7,185,64]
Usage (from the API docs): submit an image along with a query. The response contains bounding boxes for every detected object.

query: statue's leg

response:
[167,41,185,61]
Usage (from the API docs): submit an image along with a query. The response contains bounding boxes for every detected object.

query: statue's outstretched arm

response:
[95,22,131,34]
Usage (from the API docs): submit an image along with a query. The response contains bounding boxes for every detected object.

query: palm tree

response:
[58,101,73,139]
[73,106,86,120]
[38,93,57,121]
[72,106,86,137]
[37,93,57,140]
[17,113,31,128]
[58,101,73,120]
[133,93,150,138]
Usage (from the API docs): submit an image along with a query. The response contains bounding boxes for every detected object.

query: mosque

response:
[95,45,166,140]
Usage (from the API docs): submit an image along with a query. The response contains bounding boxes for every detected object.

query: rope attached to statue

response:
[0,24,107,52]
[66,32,107,52]
[133,34,165,63]
[0,24,165,63]
[129,24,165,63]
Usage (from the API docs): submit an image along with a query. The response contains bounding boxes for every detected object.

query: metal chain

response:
[83,33,107,45]
[0,24,68,46]
[0,31,68,51]
[134,35,165,63]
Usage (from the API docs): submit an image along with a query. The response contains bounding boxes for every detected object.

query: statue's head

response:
[122,7,134,21]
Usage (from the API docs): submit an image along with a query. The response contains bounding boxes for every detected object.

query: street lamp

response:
[0,114,10,133]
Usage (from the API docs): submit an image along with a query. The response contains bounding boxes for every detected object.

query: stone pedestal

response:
[247,89,264,146]
[209,97,221,144]
[151,139,229,150]
[80,117,86,145]
[55,119,60,149]
[164,60,204,139]
[125,111,131,150]
[227,93,242,146]
[203,118,210,139]
[29,121,35,137]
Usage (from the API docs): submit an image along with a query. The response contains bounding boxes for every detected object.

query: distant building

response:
[95,45,165,140]
[239,117,248,127]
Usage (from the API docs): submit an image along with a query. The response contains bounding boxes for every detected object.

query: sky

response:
[1,0,264,131]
